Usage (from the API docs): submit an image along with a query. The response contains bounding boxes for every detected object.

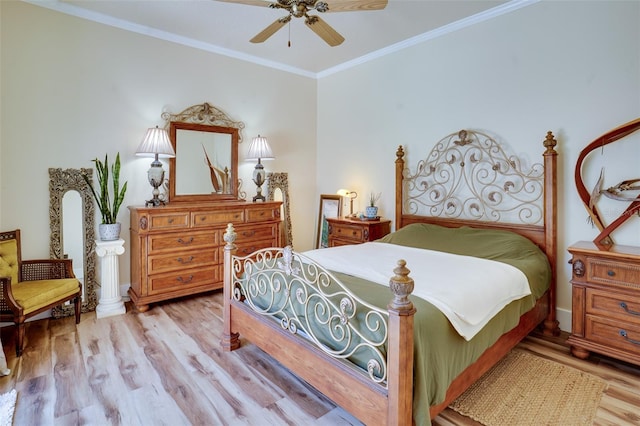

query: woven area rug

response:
[0,389,16,426]
[449,349,607,425]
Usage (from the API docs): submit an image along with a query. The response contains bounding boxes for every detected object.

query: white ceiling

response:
[31,0,531,78]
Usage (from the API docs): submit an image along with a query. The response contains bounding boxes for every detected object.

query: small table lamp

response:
[136,126,176,207]
[246,135,274,202]
[337,189,358,217]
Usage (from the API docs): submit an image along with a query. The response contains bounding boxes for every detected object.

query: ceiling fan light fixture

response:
[230,0,387,47]
[315,1,329,12]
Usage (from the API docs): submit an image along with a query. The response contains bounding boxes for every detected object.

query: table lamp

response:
[246,135,274,202]
[136,126,176,207]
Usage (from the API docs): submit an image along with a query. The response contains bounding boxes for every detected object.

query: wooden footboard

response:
[221,224,416,426]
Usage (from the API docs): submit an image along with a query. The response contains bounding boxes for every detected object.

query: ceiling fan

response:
[216,0,388,47]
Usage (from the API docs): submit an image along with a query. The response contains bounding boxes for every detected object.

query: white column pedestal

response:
[95,238,126,319]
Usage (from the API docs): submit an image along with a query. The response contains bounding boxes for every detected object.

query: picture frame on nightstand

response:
[316,194,342,249]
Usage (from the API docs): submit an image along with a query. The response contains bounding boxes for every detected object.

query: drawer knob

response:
[619,302,640,317]
[607,269,615,277]
[177,237,194,245]
[177,256,194,264]
[242,230,256,237]
[619,329,640,346]
[176,275,194,284]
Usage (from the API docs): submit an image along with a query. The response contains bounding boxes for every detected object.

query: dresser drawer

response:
[192,209,245,227]
[235,223,278,242]
[148,230,218,254]
[246,206,278,222]
[585,315,640,357]
[148,267,221,295]
[148,249,218,274]
[148,212,190,230]
[235,238,278,256]
[587,257,640,289]
[586,288,640,326]
[330,223,365,243]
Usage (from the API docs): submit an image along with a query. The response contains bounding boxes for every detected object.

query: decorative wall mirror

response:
[267,172,293,248]
[49,168,98,316]
[162,102,245,203]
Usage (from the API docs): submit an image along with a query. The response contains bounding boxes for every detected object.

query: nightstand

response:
[567,241,640,365]
[326,217,391,247]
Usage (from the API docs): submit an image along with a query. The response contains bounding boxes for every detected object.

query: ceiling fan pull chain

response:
[288,20,291,47]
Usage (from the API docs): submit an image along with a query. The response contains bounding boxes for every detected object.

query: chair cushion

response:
[12,278,80,314]
[0,239,19,284]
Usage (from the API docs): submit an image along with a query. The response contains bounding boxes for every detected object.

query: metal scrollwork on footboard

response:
[231,246,389,385]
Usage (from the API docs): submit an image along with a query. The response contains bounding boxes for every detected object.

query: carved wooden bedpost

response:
[395,146,405,230]
[221,223,240,351]
[543,132,561,336]
[387,259,416,426]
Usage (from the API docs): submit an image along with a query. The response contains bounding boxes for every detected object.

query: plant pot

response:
[365,206,379,218]
[99,223,121,241]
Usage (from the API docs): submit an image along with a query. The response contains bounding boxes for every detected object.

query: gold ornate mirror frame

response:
[162,102,245,203]
[49,168,98,316]
[267,172,293,248]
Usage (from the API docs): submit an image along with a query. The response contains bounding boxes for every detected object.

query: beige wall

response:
[316,0,640,328]
[0,1,318,288]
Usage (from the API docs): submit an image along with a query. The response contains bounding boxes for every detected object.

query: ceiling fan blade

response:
[213,0,273,7]
[322,0,388,13]
[305,15,345,47]
[250,16,291,43]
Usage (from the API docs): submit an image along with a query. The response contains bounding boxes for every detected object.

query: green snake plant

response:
[83,153,128,224]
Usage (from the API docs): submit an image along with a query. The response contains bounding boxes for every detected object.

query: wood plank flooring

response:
[0,291,638,425]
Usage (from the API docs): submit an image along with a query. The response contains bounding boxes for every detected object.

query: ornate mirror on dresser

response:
[49,168,98,316]
[128,102,283,312]
[163,102,245,202]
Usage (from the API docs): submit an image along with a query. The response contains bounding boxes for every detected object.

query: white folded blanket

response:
[303,242,531,340]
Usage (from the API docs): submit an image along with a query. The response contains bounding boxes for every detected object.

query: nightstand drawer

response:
[331,223,365,242]
[588,257,640,289]
[585,315,640,357]
[586,288,640,326]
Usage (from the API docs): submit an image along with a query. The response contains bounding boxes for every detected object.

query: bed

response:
[221,129,560,425]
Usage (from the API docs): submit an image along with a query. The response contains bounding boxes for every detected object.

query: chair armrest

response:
[0,276,20,316]
[21,258,76,281]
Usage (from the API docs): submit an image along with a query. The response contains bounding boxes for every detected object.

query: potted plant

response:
[366,192,381,218]
[83,153,128,241]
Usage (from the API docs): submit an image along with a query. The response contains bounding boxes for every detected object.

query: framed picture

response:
[316,194,342,249]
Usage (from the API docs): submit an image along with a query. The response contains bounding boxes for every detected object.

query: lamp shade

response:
[136,126,175,158]
[246,135,274,160]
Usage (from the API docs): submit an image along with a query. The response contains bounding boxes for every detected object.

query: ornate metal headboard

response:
[400,130,545,225]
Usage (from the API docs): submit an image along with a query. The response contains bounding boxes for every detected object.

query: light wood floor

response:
[1,292,638,425]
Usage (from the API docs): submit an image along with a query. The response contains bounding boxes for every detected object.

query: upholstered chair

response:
[0,229,82,356]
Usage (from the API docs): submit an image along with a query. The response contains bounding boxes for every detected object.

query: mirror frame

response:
[49,167,98,316]
[162,102,245,203]
[267,172,293,248]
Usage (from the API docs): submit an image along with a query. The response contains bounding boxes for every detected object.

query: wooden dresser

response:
[567,241,640,365]
[326,217,391,247]
[128,201,282,312]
